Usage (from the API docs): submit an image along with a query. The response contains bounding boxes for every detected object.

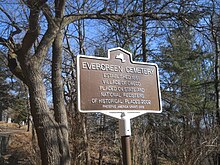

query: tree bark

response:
[52,1,71,163]
[52,29,71,165]
[82,115,91,165]
[26,64,62,164]
[213,34,220,165]
[142,0,147,62]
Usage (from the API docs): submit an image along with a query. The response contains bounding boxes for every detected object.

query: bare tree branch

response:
[0,6,22,49]
[55,0,66,18]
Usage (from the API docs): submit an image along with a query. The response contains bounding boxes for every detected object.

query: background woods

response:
[0,0,220,164]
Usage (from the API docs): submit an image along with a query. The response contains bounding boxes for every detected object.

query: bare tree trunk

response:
[213,32,220,124]
[27,66,63,165]
[52,29,71,164]
[82,114,91,165]
[213,34,220,165]
[51,1,71,164]
[142,0,147,62]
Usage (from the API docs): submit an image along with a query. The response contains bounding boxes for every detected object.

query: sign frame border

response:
[77,47,162,116]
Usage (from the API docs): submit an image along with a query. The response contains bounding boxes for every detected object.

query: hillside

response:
[0,122,40,165]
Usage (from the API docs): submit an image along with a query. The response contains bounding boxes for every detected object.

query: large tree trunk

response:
[27,65,66,164]
[52,0,71,163]
[52,29,71,164]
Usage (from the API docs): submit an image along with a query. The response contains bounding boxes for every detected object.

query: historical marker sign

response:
[77,47,162,115]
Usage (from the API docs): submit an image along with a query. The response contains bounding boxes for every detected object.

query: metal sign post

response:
[77,47,162,164]
[119,113,132,165]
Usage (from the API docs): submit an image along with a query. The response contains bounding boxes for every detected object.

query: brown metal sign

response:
[77,47,162,113]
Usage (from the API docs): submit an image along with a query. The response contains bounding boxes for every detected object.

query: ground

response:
[0,122,40,165]
[0,122,121,165]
